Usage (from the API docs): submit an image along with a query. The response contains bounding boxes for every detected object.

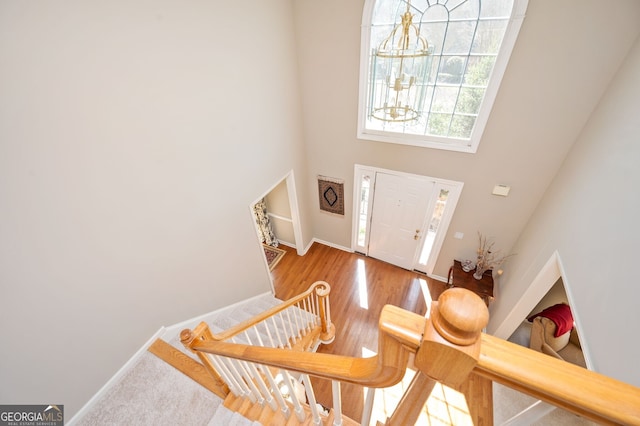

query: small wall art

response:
[317,175,344,216]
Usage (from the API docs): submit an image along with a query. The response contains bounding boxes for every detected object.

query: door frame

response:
[417,179,464,274]
[250,170,304,294]
[351,164,463,274]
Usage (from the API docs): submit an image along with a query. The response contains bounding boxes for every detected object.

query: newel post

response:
[386,288,489,426]
[313,281,335,343]
[415,287,489,386]
[180,324,230,397]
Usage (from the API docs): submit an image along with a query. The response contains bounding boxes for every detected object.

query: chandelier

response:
[369,2,432,123]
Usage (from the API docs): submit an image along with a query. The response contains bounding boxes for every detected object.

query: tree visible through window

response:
[358,0,527,152]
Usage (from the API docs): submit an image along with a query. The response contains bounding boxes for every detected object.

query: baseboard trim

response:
[429,273,448,283]
[277,240,296,249]
[311,238,352,253]
[311,240,450,283]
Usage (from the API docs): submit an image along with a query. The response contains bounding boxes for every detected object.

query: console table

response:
[447,260,494,306]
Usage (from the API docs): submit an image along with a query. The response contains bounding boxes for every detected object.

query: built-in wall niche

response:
[508,277,570,346]
[508,277,586,367]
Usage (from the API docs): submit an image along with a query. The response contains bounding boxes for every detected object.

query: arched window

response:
[358,0,528,153]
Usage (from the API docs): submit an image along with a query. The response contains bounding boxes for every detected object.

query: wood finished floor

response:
[271,242,449,423]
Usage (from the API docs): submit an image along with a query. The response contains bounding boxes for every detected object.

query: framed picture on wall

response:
[317,176,344,216]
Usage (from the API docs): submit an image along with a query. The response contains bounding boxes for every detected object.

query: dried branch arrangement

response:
[476,232,515,274]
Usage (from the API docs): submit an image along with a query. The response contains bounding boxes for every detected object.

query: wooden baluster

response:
[308,296,315,330]
[314,294,321,326]
[332,380,344,426]
[246,361,277,411]
[280,369,306,422]
[301,373,322,425]
[228,357,260,403]
[293,302,304,338]
[219,356,254,401]
[304,297,313,331]
[304,295,316,331]
[385,371,436,426]
[181,282,329,345]
[386,288,489,426]
[284,309,297,345]
[222,340,263,403]
[361,387,376,426]
[276,312,293,349]
[253,326,265,347]
[291,304,303,340]
[263,320,277,348]
[257,364,292,419]
[242,331,253,345]
[209,354,241,396]
[239,359,267,405]
[270,317,285,348]
[310,293,318,325]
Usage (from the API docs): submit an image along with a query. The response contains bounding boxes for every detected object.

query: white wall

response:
[2,0,640,414]
[488,34,640,387]
[293,0,640,277]
[0,0,310,416]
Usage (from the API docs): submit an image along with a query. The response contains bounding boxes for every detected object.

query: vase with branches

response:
[474,232,515,280]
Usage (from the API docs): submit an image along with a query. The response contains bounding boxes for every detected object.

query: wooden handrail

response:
[186,304,426,388]
[182,287,640,425]
[475,333,640,425]
[210,281,332,341]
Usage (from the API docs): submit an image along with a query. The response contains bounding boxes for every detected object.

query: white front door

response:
[367,172,434,270]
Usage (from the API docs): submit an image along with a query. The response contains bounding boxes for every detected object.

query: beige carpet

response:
[72,293,286,425]
[75,352,221,426]
[72,292,598,426]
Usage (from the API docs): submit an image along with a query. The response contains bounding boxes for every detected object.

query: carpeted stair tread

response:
[165,294,290,359]
[75,352,222,426]
[170,298,316,354]
[75,292,321,425]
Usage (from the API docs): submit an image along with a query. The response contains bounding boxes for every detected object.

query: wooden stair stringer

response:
[147,338,228,399]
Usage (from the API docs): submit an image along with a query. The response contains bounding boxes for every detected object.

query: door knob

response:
[414,230,421,240]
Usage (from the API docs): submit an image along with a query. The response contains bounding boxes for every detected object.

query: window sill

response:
[356,129,478,154]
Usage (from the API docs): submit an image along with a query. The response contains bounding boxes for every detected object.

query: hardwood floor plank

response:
[271,242,448,423]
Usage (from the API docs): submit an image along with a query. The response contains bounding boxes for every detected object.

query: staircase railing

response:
[181,286,640,426]
[476,333,640,425]
[181,281,339,424]
[207,280,334,349]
